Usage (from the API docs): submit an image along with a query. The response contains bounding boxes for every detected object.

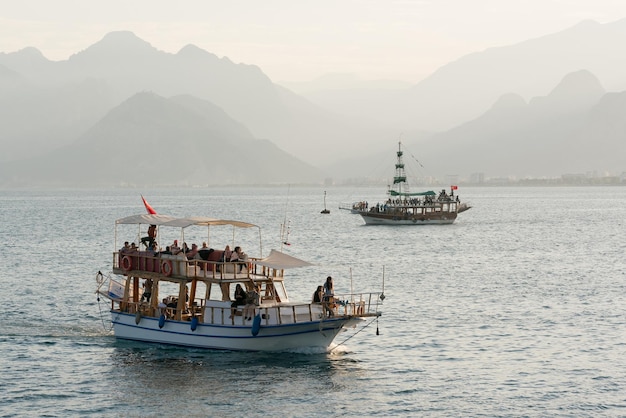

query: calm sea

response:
[1,186,625,417]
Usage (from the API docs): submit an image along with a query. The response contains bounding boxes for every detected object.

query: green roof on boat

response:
[389,190,436,197]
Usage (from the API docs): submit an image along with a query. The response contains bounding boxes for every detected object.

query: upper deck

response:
[114,250,276,284]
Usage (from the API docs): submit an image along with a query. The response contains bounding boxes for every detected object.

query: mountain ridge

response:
[1,23,626,186]
[0,92,323,187]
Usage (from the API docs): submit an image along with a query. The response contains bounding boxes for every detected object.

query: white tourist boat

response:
[96,213,383,352]
[358,142,471,225]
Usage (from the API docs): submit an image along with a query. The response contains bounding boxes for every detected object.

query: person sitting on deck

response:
[166,297,178,311]
[158,246,172,256]
[229,284,247,318]
[221,245,232,262]
[198,242,214,260]
[170,240,181,255]
[147,241,159,256]
[242,285,260,321]
[186,243,199,260]
[217,245,232,272]
[158,298,168,317]
[312,285,323,303]
[230,246,247,272]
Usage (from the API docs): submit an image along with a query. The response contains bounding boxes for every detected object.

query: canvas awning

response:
[115,214,257,229]
[253,249,313,269]
[115,214,177,225]
[161,217,258,229]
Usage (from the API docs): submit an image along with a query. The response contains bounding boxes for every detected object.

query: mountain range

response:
[1,20,626,187]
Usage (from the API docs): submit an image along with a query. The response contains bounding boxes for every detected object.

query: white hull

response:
[360,213,456,225]
[112,311,360,351]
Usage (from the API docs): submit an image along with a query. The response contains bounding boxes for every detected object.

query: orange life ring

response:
[161,259,173,277]
[121,255,133,272]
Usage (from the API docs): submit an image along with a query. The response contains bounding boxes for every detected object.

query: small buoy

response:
[158,314,165,328]
[95,271,104,285]
[135,311,142,324]
[251,314,261,336]
[190,316,198,331]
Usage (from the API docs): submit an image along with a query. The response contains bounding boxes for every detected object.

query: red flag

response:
[141,195,157,214]
[451,185,458,190]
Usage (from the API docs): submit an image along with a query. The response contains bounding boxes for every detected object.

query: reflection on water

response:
[107,341,365,415]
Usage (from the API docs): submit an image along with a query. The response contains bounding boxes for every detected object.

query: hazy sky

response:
[1,0,626,83]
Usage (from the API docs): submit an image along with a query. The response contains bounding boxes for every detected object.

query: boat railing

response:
[113,252,267,281]
[331,292,383,317]
[205,292,382,325]
[111,292,382,326]
[111,295,206,318]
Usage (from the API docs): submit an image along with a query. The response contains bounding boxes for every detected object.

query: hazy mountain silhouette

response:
[0,92,323,186]
[327,70,624,180]
[1,23,626,186]
[0,31,375,166]
[302,19,626,134]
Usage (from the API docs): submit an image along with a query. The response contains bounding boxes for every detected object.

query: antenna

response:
[280,185,291,250]
[280,220,291,249]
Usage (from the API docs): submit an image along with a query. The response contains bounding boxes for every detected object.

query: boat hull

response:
[360,212,457,225]
[111,311,360,352]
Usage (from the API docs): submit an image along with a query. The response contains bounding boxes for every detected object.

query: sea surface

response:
[0,186,625,417]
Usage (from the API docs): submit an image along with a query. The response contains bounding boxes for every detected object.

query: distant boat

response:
[320,191,330,214]
[358,141,471,225]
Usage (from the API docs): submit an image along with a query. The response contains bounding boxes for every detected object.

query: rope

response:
[329,316,380,353]
[96,295,114,332]
[95,271,115,332]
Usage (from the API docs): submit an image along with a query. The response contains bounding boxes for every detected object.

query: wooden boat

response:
[358,142,471,225]
[96,213,383,352]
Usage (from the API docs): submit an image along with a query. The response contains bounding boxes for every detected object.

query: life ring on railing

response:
[121,255,133,272]
[161,259,173,277]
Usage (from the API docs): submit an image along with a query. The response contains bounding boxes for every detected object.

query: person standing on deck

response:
[141,224,157,249]
[323,276,335,317]
[141,278,153,303]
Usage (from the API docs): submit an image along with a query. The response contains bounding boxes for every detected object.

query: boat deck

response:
[102,251,381,327]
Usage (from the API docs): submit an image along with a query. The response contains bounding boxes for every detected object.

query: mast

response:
[392,141,408,196]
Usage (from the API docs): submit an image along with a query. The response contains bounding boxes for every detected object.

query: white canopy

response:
[115,214,257,229]
[165,216,258,229]
[253,249,314,269]
[115,214,177,225]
